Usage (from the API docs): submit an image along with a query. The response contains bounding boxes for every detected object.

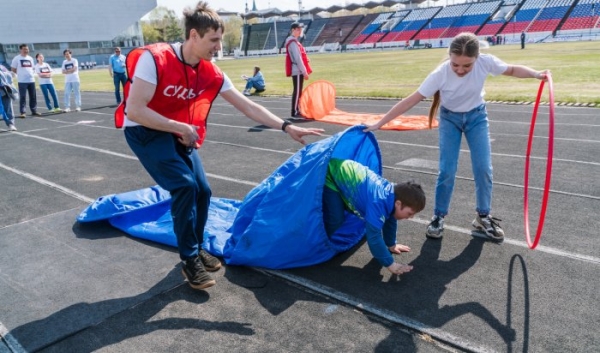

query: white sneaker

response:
[243,90,251,96]
[472,215,504,242]
[8,124,17,131]
[53,108,62,113]
[75,107,81,112]
[426,215,444,239]
[64,108,71,113]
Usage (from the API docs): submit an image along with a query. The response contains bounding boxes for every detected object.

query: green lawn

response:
[66,41,600,105]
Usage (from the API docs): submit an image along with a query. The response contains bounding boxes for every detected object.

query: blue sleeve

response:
[365,222,394,267]
[382,215,397,248]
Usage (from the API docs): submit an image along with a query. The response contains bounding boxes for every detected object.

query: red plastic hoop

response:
[523,74,554,249]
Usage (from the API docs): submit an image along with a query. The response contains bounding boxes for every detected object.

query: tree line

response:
[142,6,242,55]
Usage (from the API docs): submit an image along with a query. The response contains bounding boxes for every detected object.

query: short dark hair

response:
[182,1,224,39]
[19,44,28,50]
[63,49,72,55]
[394,181,426,212]
[35,53,42,60]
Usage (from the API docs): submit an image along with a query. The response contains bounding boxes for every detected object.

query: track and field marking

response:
[2,119,600,351]
[4,132,600,266]
[261,269,496,353]
[0,162,94,204]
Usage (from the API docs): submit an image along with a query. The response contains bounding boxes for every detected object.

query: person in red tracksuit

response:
[123,1,323,291]
[285,22,312,118]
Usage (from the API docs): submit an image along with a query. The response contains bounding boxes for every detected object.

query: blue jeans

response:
[1,95,14,126]
[124,126,211,261]
[40,84,60,110]
[434,104,492,217]
[245,81,265,91]
[64,81,81,109]
[113,72,127,103]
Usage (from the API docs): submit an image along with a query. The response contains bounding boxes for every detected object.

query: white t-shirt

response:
[125,42,233,127]
[418,53,508,113]
[62,59,80,83]
[10,55,36,83]
[34,62,54,85]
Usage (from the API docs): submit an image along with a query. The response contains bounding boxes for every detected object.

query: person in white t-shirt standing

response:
[61,49,81,112]
[34,53,61,113]
[365,32,549,243]
[10,44,41,118]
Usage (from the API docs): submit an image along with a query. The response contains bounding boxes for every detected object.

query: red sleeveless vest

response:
[114,43,224,147]
[285,38,313,77]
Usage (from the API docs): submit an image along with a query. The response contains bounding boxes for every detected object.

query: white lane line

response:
[5,130,600,265]
[383,166,600,201]
[207,123,600,165]
[9,132,136,160]
[203,140,600,201]
[409,217,600,265]
[3,124,600,352]
[0,162,93,204]
[492,132,600,144]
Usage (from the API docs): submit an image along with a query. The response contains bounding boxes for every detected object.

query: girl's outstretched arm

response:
[363,91,426,132]
[504,65,550,80]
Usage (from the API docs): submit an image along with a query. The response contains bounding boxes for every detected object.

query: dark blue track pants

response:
[125,126,211,261]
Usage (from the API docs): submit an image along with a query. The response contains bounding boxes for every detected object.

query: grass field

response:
[60,41,600,105]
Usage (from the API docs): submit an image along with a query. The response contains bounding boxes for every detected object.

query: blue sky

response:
[155,0,349,16]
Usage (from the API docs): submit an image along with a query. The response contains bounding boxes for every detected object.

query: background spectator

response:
[61,49,81,112]
[34,53,61,113]
[10,44,40,117]
[242,66,265,96]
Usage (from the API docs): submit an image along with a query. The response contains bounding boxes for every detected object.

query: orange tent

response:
[298,80,438,130]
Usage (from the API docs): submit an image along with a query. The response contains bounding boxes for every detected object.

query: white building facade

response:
[0,0,156,67]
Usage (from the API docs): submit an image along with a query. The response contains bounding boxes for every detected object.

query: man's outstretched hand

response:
[389,244,411,254]
[387,262,413,275]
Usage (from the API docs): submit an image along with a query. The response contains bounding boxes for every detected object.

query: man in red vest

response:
[285,22,312,118]
[123,1,323,291]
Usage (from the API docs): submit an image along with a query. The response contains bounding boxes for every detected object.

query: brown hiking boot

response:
[181,256,215,290]
[199,249,222,272]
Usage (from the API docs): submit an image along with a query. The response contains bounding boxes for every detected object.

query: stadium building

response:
[0,0,156,68]
[238,0,600,56]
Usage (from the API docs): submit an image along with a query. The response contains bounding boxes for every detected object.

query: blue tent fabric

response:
[76,185,171,223]
[221,125,382,268]
[110,197,242,250]
[77,125,383,269]
[77,188,241,251]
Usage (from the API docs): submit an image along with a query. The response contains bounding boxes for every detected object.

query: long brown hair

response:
[428,91,440,129]
[428,33,480,128]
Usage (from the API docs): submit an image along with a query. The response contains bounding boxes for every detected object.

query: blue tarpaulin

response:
[77,125,383,269]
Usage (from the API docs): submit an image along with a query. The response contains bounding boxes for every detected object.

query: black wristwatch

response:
[281,121,292,133]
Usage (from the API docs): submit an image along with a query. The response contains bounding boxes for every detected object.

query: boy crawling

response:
[323,158,426,275]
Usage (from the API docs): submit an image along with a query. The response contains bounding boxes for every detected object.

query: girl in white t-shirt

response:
[61,49,81,112]
[34,53,61,112]
[365,32,549,242]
